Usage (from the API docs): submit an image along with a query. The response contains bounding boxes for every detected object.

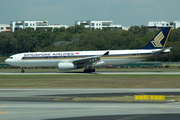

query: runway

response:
[1,88,180,120]
[1,71,180,75]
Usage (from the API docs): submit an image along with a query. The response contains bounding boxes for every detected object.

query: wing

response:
[72,51,109,67]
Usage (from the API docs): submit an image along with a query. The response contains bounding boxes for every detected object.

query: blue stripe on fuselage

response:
[22,52,152,59]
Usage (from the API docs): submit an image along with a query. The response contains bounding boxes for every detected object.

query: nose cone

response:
[5,59,9,64]
[5,57,17,66]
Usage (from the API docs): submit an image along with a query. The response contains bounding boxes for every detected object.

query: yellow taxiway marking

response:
[154,105,180,108]
[53,98,62,100]
[0,111,9,114]
[98,106,118,107]
[0,106,7,107]
[154,105,168,108]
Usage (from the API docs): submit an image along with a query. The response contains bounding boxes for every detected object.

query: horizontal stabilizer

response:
[151,47,172,55]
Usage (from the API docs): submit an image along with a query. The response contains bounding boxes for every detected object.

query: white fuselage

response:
[5,49,165,68]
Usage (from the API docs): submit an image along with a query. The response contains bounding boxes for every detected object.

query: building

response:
[147,21,180,31]
[75,20,123,30]
[0,24,11,32]
[10,20,69,32]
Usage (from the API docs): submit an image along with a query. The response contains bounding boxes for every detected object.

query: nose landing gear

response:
[21,68,25,73]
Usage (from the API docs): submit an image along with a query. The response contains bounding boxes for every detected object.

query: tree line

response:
[0,25,180,62]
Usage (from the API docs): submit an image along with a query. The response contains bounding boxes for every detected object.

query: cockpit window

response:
[9,57,13,59]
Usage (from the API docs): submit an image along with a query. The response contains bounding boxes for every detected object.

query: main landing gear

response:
[21,67,25,73]
[83,68,95,73]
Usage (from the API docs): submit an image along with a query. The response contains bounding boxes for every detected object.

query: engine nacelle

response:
[58,62,77,70]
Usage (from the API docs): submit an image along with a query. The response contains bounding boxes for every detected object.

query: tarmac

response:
[0,71,180,119]
[0,88,180,120]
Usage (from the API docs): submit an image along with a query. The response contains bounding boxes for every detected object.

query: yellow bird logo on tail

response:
[151,31,164,47]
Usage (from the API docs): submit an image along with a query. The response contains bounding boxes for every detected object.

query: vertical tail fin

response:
[141,27,172,49]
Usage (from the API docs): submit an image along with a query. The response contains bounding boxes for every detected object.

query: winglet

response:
[141,27,172,49]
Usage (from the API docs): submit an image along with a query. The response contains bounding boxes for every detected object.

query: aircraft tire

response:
[84,69,87,73]
[84,69,93,73]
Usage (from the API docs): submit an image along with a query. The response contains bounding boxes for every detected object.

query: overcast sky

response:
[0,0,179,27]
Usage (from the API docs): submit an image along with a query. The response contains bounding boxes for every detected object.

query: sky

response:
[0,0,180,27]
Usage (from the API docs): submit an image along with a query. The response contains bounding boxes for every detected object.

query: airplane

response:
[5,27,172,73]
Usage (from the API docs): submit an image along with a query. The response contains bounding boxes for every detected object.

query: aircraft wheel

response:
[88,69,92,73]
[84,69,93,73]
[84,69,87,73]
[92,68,95,72]
[21,70,25,73]
[87,69,92,73]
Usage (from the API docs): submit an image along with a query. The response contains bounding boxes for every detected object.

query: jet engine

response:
[58,62,77,70]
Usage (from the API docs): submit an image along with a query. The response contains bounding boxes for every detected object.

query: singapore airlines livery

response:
[5,27,172,73]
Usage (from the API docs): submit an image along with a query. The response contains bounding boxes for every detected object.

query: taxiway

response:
[0,88,180,120]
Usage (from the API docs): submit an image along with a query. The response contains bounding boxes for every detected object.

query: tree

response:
[66,26,75,34]
[75,25,85,34]
[103,27,111,31]
[168,28,180,42]
[128,26,141,37]
[0,33,18,54]
[53,28,59,33]
[140,25,148,37]
[60,27,65,32]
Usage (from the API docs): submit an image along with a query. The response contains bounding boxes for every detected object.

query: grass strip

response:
[0,74,180,88]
